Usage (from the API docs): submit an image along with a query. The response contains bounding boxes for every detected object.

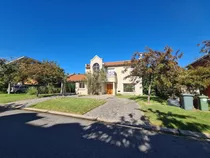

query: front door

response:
[106,83,113,94]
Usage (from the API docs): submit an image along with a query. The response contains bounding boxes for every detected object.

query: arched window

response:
[93,63,100,72]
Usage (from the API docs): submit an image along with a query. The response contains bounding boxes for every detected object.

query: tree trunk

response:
[36,86,40,97]
[60,82,64,95]
[7,82,11,94]
[148,84,151,103]
[63,81,66,96]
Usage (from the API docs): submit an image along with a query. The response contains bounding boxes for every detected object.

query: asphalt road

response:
[0,109,210,158]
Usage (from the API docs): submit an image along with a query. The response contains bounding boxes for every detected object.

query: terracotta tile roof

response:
[104,60,131,67]
[85,60,131,69]
[67,74,86,82]
[24,78,38,85]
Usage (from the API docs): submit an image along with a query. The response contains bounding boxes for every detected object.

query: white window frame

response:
[123,83,135,92]
[79,82,85,88]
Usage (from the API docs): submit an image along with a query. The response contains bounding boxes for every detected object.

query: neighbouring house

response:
[67,55,143,95]
[67,73,87,95]
[188,53,210,98]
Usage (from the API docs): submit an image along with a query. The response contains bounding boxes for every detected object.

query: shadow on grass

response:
[141,108,210,133]
[129,96,166,105]
[0,111,210,157]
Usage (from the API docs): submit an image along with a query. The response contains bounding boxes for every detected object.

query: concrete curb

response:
[24,108,97,121]
[23,107,210,140]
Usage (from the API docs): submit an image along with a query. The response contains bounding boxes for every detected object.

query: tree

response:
[85,69,107,95]
[198,40,210,54]
[0,58,18,94]
[27,61,64,96]
[180,40,210,93]
[126,46,183,103]
[0,57,65,95]
[15,57,40,84]
[179,64,210,94]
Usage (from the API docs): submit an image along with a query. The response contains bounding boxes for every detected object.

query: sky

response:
[0,0,209,74]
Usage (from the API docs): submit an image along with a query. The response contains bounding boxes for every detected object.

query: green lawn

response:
[0,94,37,104]
[31,97,106,114]
[119,95,210,133]
[0,93,62,104]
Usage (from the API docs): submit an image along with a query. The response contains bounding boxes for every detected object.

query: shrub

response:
[39,86,48,94]
[47,84,60,94]
[27,87,38,95]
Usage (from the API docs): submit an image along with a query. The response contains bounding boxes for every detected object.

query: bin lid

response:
[181,93,194,96]
[198,95,208,99]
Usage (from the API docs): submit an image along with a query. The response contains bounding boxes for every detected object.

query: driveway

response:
[84,96,145,125]
[0,109,209,158]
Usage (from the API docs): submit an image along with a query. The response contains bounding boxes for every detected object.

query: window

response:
[79,82,85,88]
[93,63,100,72]
[123,84,135,92]
[107,68,115,77]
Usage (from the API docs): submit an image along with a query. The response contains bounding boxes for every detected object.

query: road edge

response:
[23,107,210,140]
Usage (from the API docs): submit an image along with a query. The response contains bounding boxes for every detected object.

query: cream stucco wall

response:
[75,82,88,95]
[90,55,103,73]
[113,66,142,95]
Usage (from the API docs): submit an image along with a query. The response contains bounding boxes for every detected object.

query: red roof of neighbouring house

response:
[67,74,86,82]
[85,60,131,69]
[187,54,210,67]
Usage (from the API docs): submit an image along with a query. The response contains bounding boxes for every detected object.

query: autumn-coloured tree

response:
[127,46,183,103]
[15,57,40,84]
[27,61,65,96]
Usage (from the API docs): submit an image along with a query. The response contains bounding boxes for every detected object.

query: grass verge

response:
[119,95,210,133]
[0,94,37,104]
[30,97,106,115]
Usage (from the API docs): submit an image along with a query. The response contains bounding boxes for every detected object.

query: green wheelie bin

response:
[181,94,194,110]
[198,95,209,111]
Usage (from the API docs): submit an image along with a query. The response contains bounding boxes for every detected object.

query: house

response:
[67,55,143,95]
[188,53,210,98]
[67,73,87,95]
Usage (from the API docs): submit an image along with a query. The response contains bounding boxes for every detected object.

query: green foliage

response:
[179,65,210,93]
[27,87,38,95]
[38,85,61,94]
[38,86,48,94]
[0,79,7,93]
[65,82,75,93]
[0,57,65,95]
[127,46,183,100]
[0,58,19,93]
[85,69,107,95]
